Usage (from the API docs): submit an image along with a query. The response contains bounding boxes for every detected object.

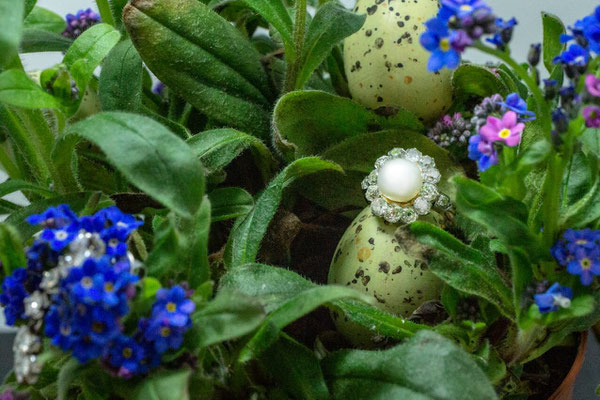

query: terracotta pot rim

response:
[547,330,588,400]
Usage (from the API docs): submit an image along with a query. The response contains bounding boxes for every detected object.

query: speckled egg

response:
[344,0,452,121]
[328,206,443,346]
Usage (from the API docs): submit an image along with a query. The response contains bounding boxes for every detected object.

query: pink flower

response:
[585,74,600,97]
[480,111,524,147]
[583,106,600,128]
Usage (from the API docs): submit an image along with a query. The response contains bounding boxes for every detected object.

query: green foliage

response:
[0,0,25,68]
[0,223,27,278]
[0,69,63,109]
[452,64,508,102]
[23,7,65,34]
[542,12,566,74]
[208,187,254,222]
[322,330,498,400]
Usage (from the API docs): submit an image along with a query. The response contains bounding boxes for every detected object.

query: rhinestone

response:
[365,185,379,202]
[13,327,41,354]
[374,156,390,169]
[384,206,402,223]
[423,168,441,184]
[413,197,432,215]
[24,291,48,320]
[420,183,439,201]
[388,148,406,158]
[435,194,452,210]
[15,353,41,384]
[40,268,61,293]
[405,148,422,162]
[68,232,105,266]
[418,155,434,168]
[371,198,389,217]
[362,170,378,190]
[399,207,418,224]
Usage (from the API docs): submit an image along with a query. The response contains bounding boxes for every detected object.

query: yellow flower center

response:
[122,347,133,359]
[81,277,93,289]
[460,5,473,12]
[499,128,511,139]
[160,327,171,337]
[576,239,588,245]
[104,282,114,292]
[166,302,177,312]
[581,258,592,270]
[440,38,451,52]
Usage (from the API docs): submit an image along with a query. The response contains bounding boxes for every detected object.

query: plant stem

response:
[95,0,115,27]
[0,144,22,179]
[283,0,308,94]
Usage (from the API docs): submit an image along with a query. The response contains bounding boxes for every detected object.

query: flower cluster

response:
[0,205,195,383]
[467,93,530,171]
[554,6,600,79]
[426,113,474,150]
[62,8,100,40]
[552,229,600,286]
[420,0,514,72]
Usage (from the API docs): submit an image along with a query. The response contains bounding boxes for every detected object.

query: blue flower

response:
[554,44,590,67]
[143,315,186,354]
[104,335,146,379]
[27,204,78,228]
[39,222,80,252]
[439,0,490,20]
[534,283,573,314]
[26,241,59,273]
[63,8,100,39]
[101,227,129,259]
[45,303,76,351]
[486,18,517,48]
[420,17,461,72]
[497,93,536,122]
[468,134,498,171]
[552,229,600,286]
[561,7,600,53]
[151,286,195,329]
[0,268,29,325]
[567,248,600,286]
[70,305,120,363]
[96,206,144,236]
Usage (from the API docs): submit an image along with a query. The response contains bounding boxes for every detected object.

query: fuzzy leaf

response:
[24,7,66,34]
[208,187,254,222]
[20,28,72,53]
[322,330,498,400]
[57,112,205,217]
[0,223,27,279]
[123,0,272,138]
[134,370,191,400]
[452,64,508,100]
[242,0,294,60]
[0,69,62,109]
[99,39,143,111]
[0,0,25,68]
[224,157,341,268]
[273,90,424,160]
[542,12,566,74]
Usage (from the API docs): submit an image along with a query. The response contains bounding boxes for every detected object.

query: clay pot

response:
[548,331,588,400]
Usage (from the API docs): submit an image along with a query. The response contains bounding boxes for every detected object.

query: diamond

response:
[384,206,402,223]
[375,156,389,169]
[24,291,48,320]
[40,268,61,293]
[362,170,378,190]
[418,155,434,168]
[371,198,389,217]
[399,207,418,224]
[15,353,41,384]
[365,185,379,202]
[68,232,105,266]
[435,194,452,210]
[388,148,406,158]
[420,183,439,201]
[413,197,432,215]
[13,327,41,354]
[405,148,422,162]
[423,167,441,184]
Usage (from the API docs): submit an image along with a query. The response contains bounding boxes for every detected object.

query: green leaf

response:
[411,222,515,320]
[24,7,66,34]
[0,223,27,278]
[190,289,265,347]
[63,23,121,91]
[322,330,497,400]
[542,12,566,74]
[123,0,272,138]
[580,128,600,157]
[452,64,508,100]
[183,197,212,288]
[518,139,551,169]
[296,3,365,89]
[6,192,98,240]
[260,335,330,400]
[224,157,341,268]
[187,128,276,179]
[208,187,254,222]
[273,90,424,160]
[0,179,54,198]
[220,264,428,339]
[108,0,129,30]
[134,370,191,400]
[560,172,600,229]
[0,69,62,109]
[0,0,25,68]
[20,28,73,53]
[242,0,294,60]
[298,130,462,211]
[239,285,372,362]
[57,112,204,217]
[99,39,143,111]
[57,358,80,400]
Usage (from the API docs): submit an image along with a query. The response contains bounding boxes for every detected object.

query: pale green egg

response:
[344,0,453,122]
[328,206,443,346]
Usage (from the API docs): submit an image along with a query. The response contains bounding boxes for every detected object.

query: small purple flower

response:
[534,283,573,314]
[585,74,600,97]
[583,106,600,128]
[480,111,524,147]
[151,286,195,328]
[468,134,498,171]
[63,8,101,40]
[497,92,536,122]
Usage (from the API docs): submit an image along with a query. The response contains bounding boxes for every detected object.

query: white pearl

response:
[377,158,423,203]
